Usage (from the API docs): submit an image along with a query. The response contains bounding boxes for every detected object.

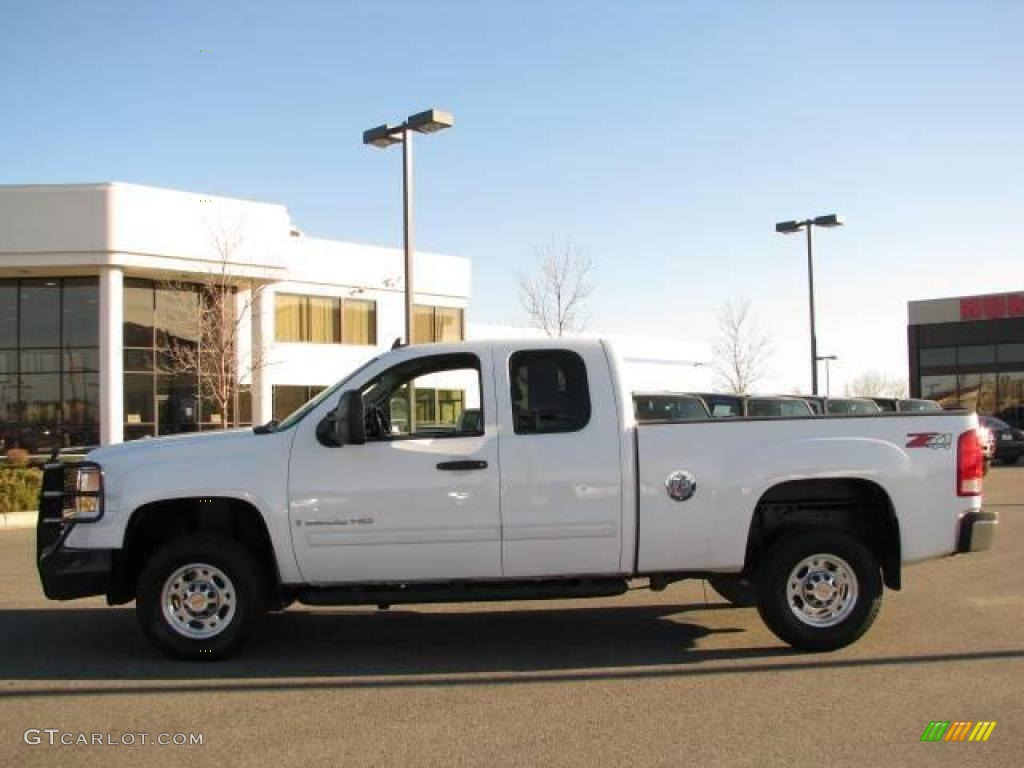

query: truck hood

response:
[86,428,268,467]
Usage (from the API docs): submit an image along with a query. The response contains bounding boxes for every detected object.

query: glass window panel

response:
[275,294,307,342]
[997,343,1024,364]
[413,305,434,344]
[997,371,1024,428]
[957,373,995,412]
[0,281,16,348]
[0,349,17,375]
[510,350,592,434]
[920,375,958,409]
[63,372,99,427]
[124,424,155,441]
[63,347,99,372]
[124,348,154,372]
[919,347,956,367]
[158,375,199,434]
[123,373,155,425]
[156,286,200,349]
[19,279,60,347]
[309,296,340,343]
[20,373,61,424]
[361,354,482,438]
[273,385,312,422]
[62,278,99,347]
[958,345,996,366]
[342,300,376,345]
[124,279,155,347]
[236,386,252,426]
[978,373,997,413]
[19,349,61,373]
[0,375,19,423]
[435,307,464,342]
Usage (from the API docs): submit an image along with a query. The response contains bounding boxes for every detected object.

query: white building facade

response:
[0,183,469,451]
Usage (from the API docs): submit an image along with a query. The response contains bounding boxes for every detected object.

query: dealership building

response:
[0,182,710,453]
[908,291,1024,427]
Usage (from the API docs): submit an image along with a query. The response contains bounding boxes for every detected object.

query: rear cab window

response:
[509,350,591,434]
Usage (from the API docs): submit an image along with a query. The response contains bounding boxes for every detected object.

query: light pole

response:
[363,109,454,346]
[775,214,844,395]
[817,354,837,397]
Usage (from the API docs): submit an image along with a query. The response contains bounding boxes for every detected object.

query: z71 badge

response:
[906,432,952,450]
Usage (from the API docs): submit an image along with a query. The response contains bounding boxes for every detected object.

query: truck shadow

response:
[0,602,767,682]
[2,605,1021,698]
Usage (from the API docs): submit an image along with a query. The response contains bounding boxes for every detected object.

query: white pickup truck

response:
[38,339,996,660]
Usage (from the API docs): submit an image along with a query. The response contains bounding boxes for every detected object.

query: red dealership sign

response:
[960,293,1024,321]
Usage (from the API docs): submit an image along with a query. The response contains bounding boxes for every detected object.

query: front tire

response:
[136,534,266,660]
[756,530,882,651]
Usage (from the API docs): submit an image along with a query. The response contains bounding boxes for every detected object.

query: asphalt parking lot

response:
[1,468,1021,767]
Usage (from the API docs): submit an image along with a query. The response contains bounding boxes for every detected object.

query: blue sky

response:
[2,0,1022,392]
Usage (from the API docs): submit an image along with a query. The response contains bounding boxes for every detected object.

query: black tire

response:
[707,575,757,607]
[136,534,267,660]
[756,529,882,652]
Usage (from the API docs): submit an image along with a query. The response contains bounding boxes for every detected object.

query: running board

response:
[296,578,629,607]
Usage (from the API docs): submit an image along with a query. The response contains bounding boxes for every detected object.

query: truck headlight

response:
[61,463,104,522]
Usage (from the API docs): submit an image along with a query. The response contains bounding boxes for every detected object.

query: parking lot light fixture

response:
[362,108,455,346]
[775,213,845,395]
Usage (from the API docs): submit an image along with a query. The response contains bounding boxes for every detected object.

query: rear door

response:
[494,344,624,577]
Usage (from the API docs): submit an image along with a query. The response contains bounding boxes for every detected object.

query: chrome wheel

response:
[160,562,237,639]
[785,554,858,628]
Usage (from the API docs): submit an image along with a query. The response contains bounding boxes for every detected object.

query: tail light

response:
[957,429,984,497]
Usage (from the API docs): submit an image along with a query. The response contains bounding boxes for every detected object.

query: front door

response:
[287,349,501,584]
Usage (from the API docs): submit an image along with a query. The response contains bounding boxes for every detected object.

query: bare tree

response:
[712,299,773,394]
[159,215,268,428]
[845,370,907,398]
[517,237,595,337]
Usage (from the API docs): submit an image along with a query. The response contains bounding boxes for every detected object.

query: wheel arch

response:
[743,477,901,590]
[110,496,283,606]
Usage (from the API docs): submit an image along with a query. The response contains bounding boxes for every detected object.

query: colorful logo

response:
[920,721,997,742]
[905,432,952,450]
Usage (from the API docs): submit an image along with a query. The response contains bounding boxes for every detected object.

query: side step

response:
[296,577,629,607]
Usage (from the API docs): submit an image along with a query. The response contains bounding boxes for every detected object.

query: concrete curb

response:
[0,511,37,530]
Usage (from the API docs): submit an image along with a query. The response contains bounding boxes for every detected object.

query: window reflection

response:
[0,278,99,453]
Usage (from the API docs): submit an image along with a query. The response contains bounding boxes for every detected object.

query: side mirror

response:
[316,390,366,447]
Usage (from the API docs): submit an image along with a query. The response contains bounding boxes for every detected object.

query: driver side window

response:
[360,353,483,440]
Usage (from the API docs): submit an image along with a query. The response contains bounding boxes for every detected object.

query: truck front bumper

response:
[957,509,998,553]
[37,461,113,600]
[37,524,114,600]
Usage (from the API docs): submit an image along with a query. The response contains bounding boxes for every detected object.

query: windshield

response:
[271,354,381,432]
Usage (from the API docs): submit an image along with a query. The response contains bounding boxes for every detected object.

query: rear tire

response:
[707,575,757,607]
[756,530,882,651]
[136,534,266,660]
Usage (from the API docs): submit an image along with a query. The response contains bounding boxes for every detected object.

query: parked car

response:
[872,398,943,413]
[688,393,813,419]
[689,392,745,418]
[38,338,994,659]
[744,396,815,418]
[823,397,882,416]
[979,415,1024,465]
[802,396,827,415]
[633,392,710,422]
